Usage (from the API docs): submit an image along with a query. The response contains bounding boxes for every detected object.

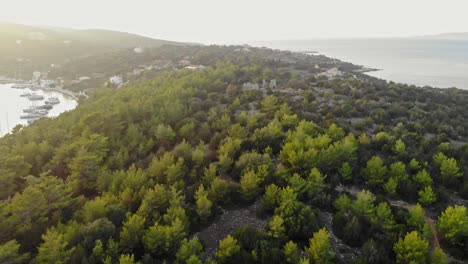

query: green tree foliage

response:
[67,134,109,193]
[418,186,437,205]
[36,228,75,264]
[260,95,280,114]
[437,205,468,243]
[327,123,345,141]
[274,188,318,240]
[91,239,106,263]
[409,158,421,172]
[393,231,429,264]
[154,124,176,143]
[305,228,334,264]
[143,218,186,256]
[186,255,203,264]
[1,45,468,263]
[440,157,462,180]
[372,202,396,232]
[217,137,242,173]
[407,204,426,231]
[353,190,376,218]
[414,169,432,187]
[393,139,406,155]
[267,215,286,239]
[239,170,260,202]
[149,153,185,185]
[137,184,169,220]
[194,185,213,222]
[433,152,448,167]
[430,248,449,264]
[363,156,387,186]
[384,177,398,194]
[338,162,353,181]
[118,254,135,264]
[175,237,204,264]
[0,240,29,264]
[262,184,280,211]
[215,235,240,263]
[119,213,146,253]
[208,177,233,204]
[288,173,308,197]
[389,161,408,182]
[6,175,75,244]
[283,240,299,264]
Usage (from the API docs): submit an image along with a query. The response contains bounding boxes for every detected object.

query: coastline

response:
[0,83,78,136]
[259,38,468,90]
[353,67,381,74]
[314,50,467,90]
[0,81,81,101]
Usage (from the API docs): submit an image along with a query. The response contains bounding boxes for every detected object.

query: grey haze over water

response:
[256,38,468,90]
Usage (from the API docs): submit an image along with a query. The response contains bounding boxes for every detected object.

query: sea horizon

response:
[253,38,468,90]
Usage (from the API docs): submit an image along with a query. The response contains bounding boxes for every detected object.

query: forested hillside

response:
[0,22,189,78]
[0,45,467,263]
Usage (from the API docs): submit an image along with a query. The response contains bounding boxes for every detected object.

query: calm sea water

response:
[256,38,468,89]
[0,84,77,136]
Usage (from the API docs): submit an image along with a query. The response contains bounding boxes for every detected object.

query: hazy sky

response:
[2,0,468,44]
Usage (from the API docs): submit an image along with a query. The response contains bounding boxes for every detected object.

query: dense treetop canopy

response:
[0,44,467,263]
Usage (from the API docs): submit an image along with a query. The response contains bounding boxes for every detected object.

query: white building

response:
[179,60,192,66]
[40,79,55,88]
[134,47,144,54]
[242,82,260,90]
[110,75,123,86]
[321,67,343,79]
[270,79,277,88]
[185,65,206,70]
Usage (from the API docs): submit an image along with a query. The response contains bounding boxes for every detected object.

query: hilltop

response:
[0,22,197,77]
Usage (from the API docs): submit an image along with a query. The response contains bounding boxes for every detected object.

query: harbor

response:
[0,82,77,136]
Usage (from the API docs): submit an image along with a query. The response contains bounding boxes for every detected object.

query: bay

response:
[0,83,77,136]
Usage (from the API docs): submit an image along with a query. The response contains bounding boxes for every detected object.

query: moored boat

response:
[20,113,42,119]
[12,84,30,89]
[30,85,42,91]
[23,107,38,113]
[45,97,60,104]
[28,93,44,100]
[37,104,53,110]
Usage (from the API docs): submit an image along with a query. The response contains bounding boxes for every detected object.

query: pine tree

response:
[393,231,428,264]
[305,228,334,264]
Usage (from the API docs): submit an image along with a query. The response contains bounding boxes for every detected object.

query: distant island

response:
[416,32,468,40]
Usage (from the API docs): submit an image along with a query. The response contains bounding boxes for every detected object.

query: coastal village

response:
[0,44,369,130]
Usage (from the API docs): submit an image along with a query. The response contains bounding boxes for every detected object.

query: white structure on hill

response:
[185,65,206,70]
[134,47,144,54]
[321,67,343,79]
[270,79,277,88]
[242,82,260,90]
[244,79,277,90]
[110,75,123,86]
